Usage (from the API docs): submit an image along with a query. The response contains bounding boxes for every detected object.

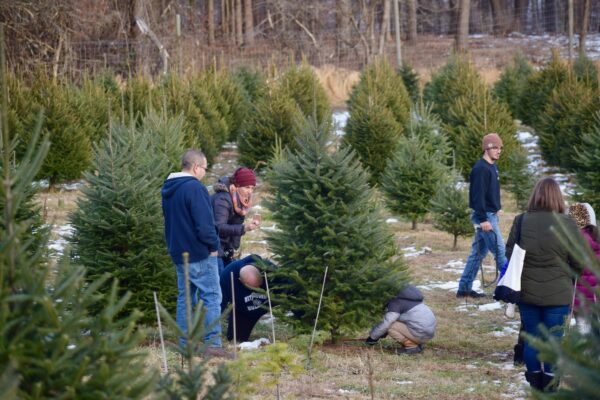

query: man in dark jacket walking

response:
[162,149,227,357]
[457,133,508,298]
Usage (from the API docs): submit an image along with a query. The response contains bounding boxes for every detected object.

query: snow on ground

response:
[48,224,75,258]
[333,111,349,137]
[386,218,398,224]
[402,246,432,258]
[238,337,270,350]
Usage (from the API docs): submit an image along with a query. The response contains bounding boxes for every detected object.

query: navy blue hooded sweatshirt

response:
[469,158,501,224]
[161,173,220,264]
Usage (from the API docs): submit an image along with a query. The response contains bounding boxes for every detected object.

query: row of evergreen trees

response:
[6,67,263,185]
[493,51,600,209]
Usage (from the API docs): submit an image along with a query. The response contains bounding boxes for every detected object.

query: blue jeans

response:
[519,303,569,373]
[458,212,507,293]
[176,256,222,348]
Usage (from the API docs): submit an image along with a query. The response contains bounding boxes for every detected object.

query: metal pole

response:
[153,291,168,374]
[308,266,328,366]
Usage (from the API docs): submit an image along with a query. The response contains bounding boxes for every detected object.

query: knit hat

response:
[482,133,503,151]
[232,167,256,187]
[569,202,597,228]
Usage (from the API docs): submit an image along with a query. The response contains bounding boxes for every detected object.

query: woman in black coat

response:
[211,167,260,272]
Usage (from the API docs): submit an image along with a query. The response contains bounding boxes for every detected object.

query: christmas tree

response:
[520,49,569,129]
[492,53,534,121]
[345,59,410,184]
[575,122,600,211]
[265,118,410,342]
[500,146,536,211]
[398,63,421,104]
[69,114,178,323]
[537,79,599,170]
[574,53,599,90]
[381,134,449,229]
[430,175,472,250]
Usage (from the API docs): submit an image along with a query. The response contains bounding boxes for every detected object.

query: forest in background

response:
[2,0,599,78]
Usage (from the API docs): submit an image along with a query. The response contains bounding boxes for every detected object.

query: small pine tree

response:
[232,66,267,104]
[398,63,420,104]
[575,121,600,211]
[238,88,307,169]
[492,53,534,121]
[69,117,178,323]
[423,53,481,124]
[381,135,449,229]
[345,59,410,184]
[501,145,536,211]
[409,103,452,165]
[574,53,599,90]
[520,49,569,129]
[537,79,599,170]
[265,119,410,342]
[430,175,472,250]
[343,89,404,184]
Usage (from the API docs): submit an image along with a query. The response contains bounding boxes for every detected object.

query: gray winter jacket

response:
[369,285,437,341]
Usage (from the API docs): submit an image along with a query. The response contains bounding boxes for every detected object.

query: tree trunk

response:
[244,0,254,45]
[412,219,417,230]
[448,0,459,34]
[580,0,590,54]
[490,0,507,34]
[379,0,391,54]
[453,235,458,250]
[235,0,243,45]
[207,0,215,46]
[222,0,229,38]
[407,0,417,42]
[513,0,528,32]
[455,0,470,51]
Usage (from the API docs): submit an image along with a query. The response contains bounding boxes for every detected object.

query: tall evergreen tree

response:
[574,53,599,90]
[381,134,449,229]
[265,119,410,342]
[492,53,534,121]
[537,79,599,170]
[345,59,410,184]
[69,115,179,323]
[575,120,600,211]
[398,63,421,104]
[519,50,569,129]
[430,175,472,250]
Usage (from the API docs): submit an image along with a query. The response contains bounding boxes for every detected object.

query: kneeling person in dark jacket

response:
[220,255,270,342]
[366,285,437,354]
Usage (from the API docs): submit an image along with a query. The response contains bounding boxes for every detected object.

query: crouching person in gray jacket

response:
[365,285,437,354]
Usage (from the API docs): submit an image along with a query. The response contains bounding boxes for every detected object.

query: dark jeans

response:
[226,309,267,342]
[519,303,570,374]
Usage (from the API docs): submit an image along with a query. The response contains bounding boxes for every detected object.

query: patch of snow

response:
[260,224,280,232]
[491,326,520,337]
[333,111,349,137]
[419,279,481,292]
[238,337,270,350]
[246,240,268,245]
[394,381,413,385]
[386,218,399,224]
[222,142,238,149]
[466,364,477,369]
[478,302,503,311]
[402,246,432,258]
[338,389,357,394]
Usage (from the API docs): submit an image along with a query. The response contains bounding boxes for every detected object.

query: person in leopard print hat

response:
[568,202,599,334]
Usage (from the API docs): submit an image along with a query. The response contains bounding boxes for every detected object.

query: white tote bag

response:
[494,214,526,304]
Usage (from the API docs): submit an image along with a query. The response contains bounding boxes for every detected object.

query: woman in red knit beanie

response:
[210,167,260,271]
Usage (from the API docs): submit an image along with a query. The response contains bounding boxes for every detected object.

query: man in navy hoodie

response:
[162,149,226,357]
[457,133,508,299]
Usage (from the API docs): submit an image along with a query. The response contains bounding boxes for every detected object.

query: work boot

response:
[395,345,423,355]
[456,290,487,299]
[525,371,544,390]
[513,342,524,366]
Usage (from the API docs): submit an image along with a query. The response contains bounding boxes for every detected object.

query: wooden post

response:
[392,0,402,67]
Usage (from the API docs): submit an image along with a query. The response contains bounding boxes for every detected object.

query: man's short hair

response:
[181,149,205,170]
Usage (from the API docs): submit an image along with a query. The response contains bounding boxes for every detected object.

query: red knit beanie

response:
[482,133,503,151]
[232,167,256,187]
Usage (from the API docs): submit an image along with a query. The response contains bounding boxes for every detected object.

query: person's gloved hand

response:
[365,336,378,345]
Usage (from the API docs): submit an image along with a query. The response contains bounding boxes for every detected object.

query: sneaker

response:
[456,290,487,299]
[204,347,235,360]
[396,345,423,355]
